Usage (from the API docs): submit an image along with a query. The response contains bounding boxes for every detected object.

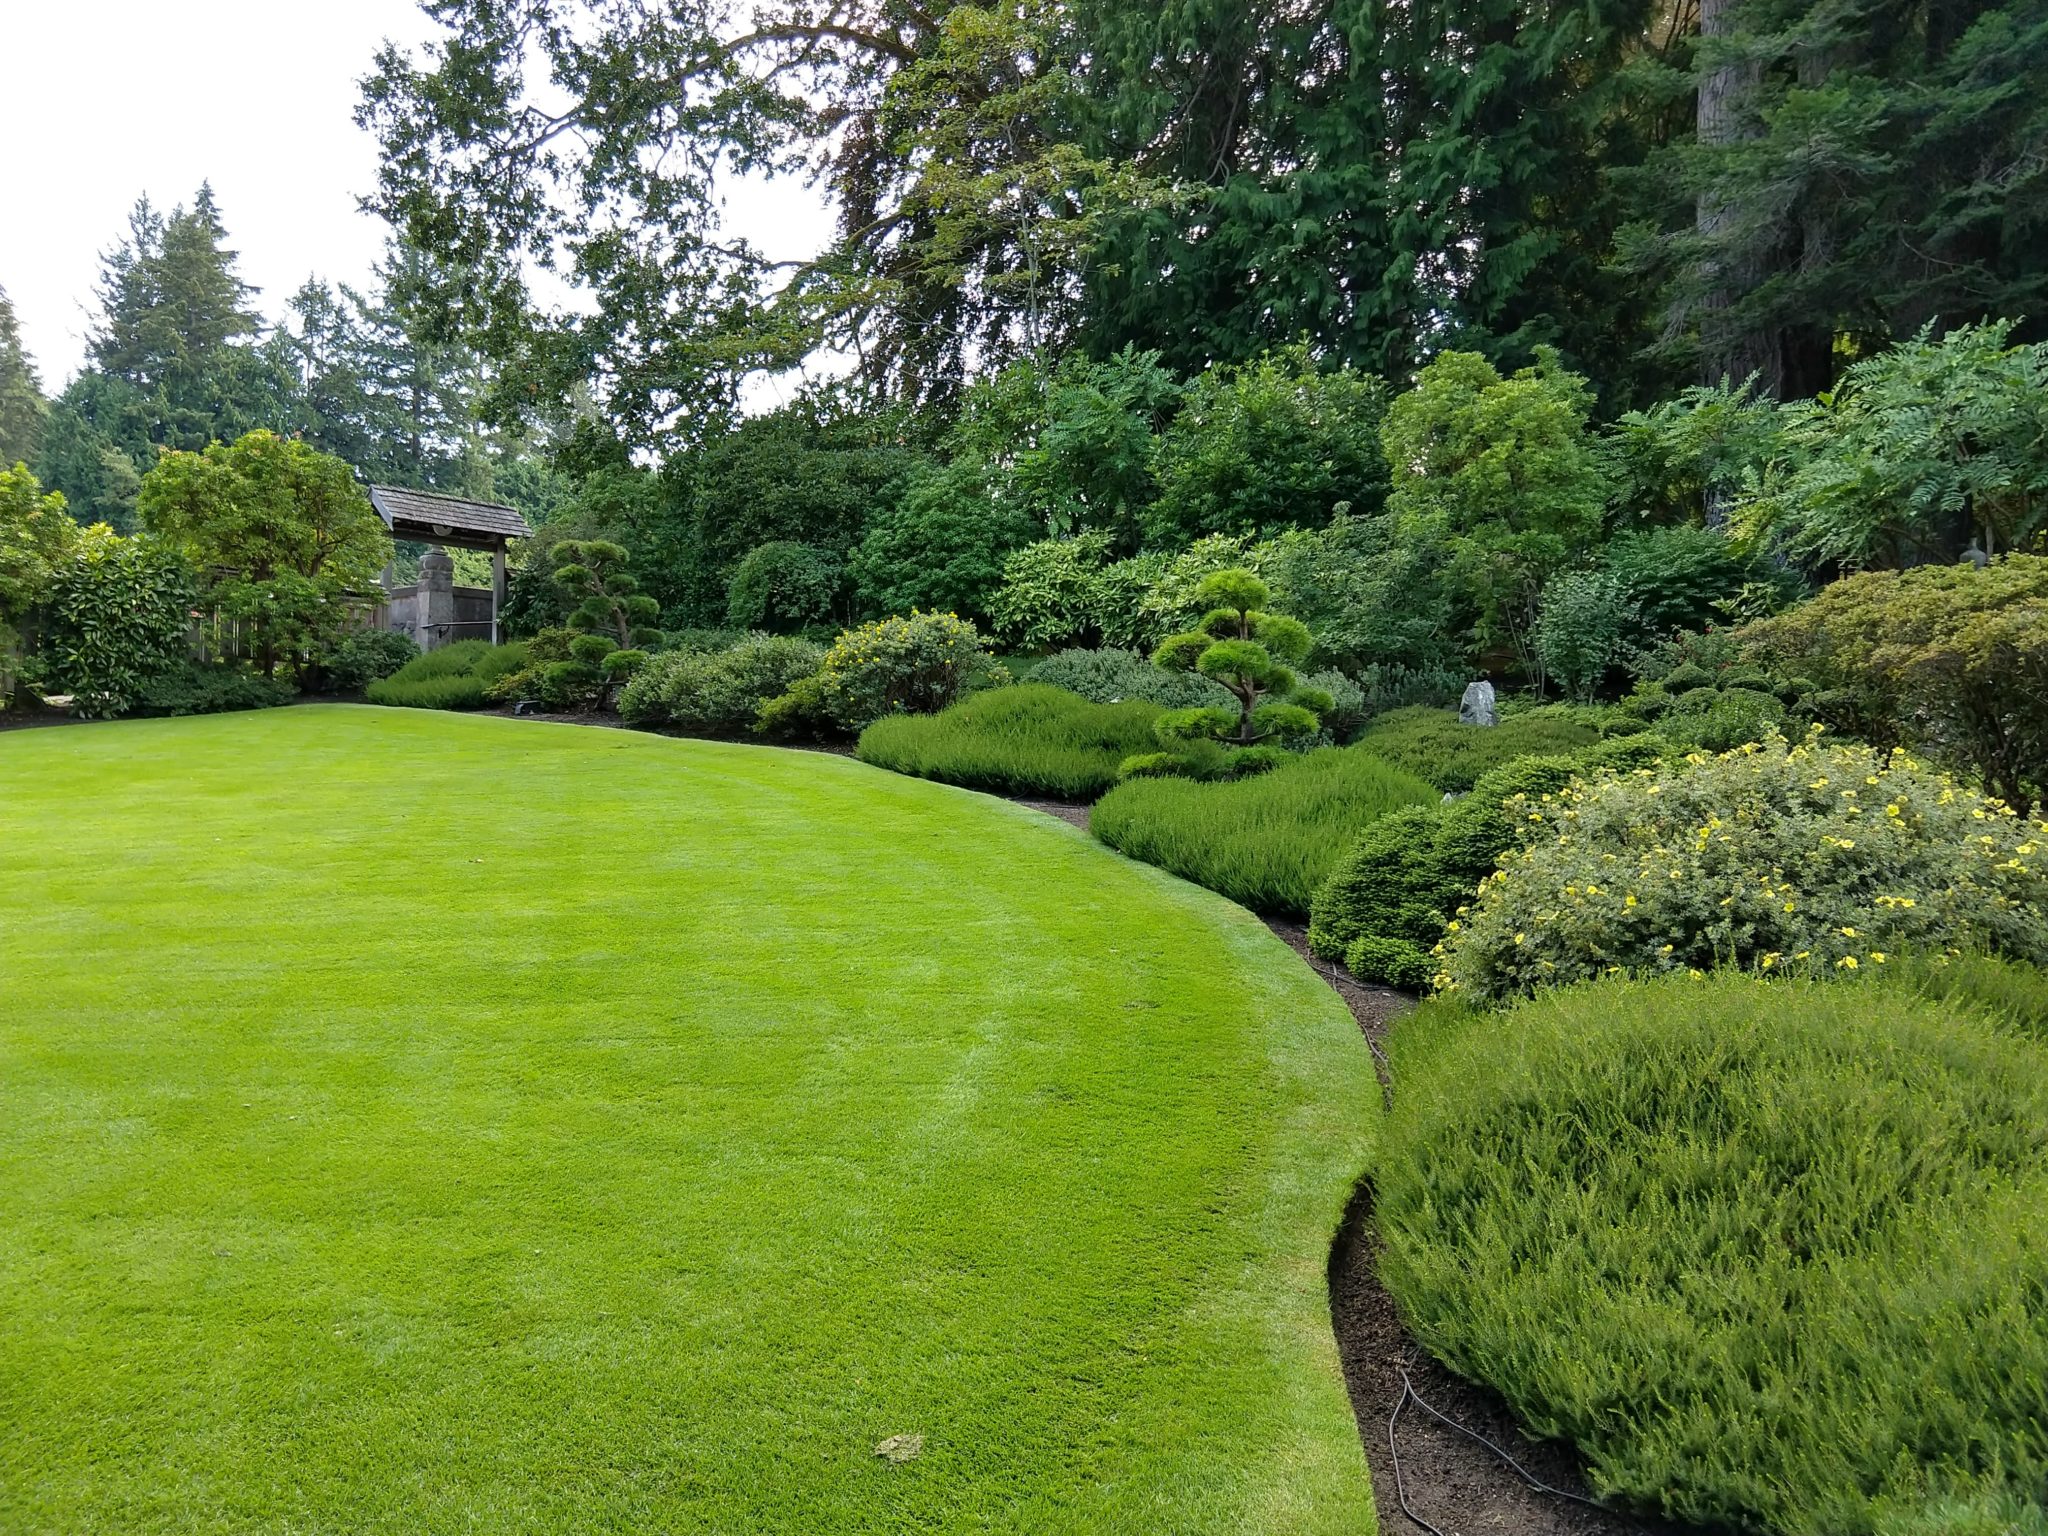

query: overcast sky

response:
[1,1,835,395]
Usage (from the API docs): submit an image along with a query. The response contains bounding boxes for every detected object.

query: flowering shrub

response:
[1439,734,2048,1000]
[757,611,1003,736]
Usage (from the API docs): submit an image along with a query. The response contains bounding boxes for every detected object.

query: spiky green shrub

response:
[1440,736,2048,1001]
[618,635,823,733]
[367,640,530,711]
[1090,746,1437,914]
[1352,705,1601,792]
[857,684,1163,799]
[1378,973,2048,1535]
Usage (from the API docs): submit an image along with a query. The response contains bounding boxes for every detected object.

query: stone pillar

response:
[418,545,456,651]
[492,542,508,646]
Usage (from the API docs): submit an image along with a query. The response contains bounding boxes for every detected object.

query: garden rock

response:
[1458,681,1497,726]
[874,1433,924,1463]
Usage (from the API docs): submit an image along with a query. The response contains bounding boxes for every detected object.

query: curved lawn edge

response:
[2,705,1381,1533]
[800,747,1384,1531]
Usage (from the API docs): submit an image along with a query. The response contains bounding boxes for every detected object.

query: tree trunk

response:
[1695,0,1778,417]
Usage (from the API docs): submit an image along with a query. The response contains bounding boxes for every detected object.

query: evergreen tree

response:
[1641,0,2048,395]
[0,286,47,468]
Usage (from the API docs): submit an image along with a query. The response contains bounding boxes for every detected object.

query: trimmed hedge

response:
[366,640,530,711]
[1090,745,1437,914]
[1352,705,1603,792]
[1378,973,2048,1535]
[857,683,1162,800]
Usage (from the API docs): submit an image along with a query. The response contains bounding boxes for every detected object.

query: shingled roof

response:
[368,485,534,543]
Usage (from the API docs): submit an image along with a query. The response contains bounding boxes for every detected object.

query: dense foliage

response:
[366,640,529,711]
[1379,975,2048,1534]
[1740,557,2048,812]
[1440,736,2048,1001]
[38,526,194,718]
[1352,707,1604,793]
[760,611,1002,737]
[1091,747,1438,915]
[617,635,824,735]
[1026,647,1233,711]
[857,684,1162,800]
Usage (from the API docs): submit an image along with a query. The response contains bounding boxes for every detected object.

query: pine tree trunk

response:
[1695,0,1778,420]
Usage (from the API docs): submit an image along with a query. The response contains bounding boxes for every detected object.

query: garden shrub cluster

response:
[759,610,1005,736]
[617,634,824,733]
[1090,746,1438,914]
[856,684,1163,800]
[1351,704,1604,791]
[321,629,419,693]
[1027,646,1233,711]
[1309,734,1668,987]
[132,663,297,717]
[1378,973,2048,1535]
[1439,735,2048,1001]
[367,640,531,711]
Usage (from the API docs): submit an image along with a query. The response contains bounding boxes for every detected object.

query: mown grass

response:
[1090,746,1438,914]
[1378,973,2048,1536]
[0,706,1377,1534]
[365,638,527,710]
[857,683,1163,799]
[1351,705,1600,792]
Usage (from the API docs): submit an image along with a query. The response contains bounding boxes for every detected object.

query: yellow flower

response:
[1838,955,1859,969]
[1513,932,1527,946]
[1624,893,1637,908]
[1870,952,1888,964]
[1840,926,1858,938]
[1688,968,1705,980]
[1659,944,1675,956]
[1761,953,1780,970]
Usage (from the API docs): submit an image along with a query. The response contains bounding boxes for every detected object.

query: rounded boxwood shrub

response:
[618,634,823,734]
[1378,973,2048,1535]
[1440,735,2048,1001]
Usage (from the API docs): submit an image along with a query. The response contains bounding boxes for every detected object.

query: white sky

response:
[0,1,837,400]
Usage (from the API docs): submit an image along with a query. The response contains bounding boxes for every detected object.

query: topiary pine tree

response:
[545,539,661,707]
[1146,568,1329,772]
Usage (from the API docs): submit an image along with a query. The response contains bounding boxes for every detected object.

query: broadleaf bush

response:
[1439,734,2048,1001]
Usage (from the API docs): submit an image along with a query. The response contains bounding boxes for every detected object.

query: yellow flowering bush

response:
[1440,734,2048,1001]
[756,610,1004,736]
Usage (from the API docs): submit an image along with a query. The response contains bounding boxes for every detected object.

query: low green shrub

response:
[618,635,823,734]
[1353,705,1601,792]
[367,640,531,711]
[39,526,194,718]
[1889,951,2048,1042]
[1027,647,1233,710]
[1310,744,1645,985]
[759,610,1006,736]
[857,683,1163,799]
[1378,974,2048,1535]
[1440,735,2048,1001]
[1090,746,1437,914]
[133,663,296,717]
[321,629,419,692]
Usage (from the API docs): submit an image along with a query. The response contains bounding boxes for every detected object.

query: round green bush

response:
[1441,735,2048,1000]
[618,635,824,733]
[1378,973,2048,1535]
[1344,934,1432,990]
[724,540,843,634]
[322,629,419,692]
[758,611,1003,736]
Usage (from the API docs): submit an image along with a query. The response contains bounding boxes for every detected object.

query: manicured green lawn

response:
[0,706,1376,1534]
